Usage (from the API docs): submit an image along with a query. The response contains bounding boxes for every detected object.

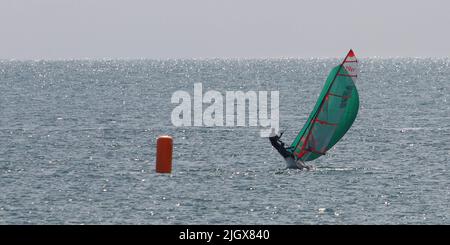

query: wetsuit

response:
[269,132,293,158]
[269,132,310,169]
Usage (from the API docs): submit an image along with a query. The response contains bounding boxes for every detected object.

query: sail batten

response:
[289,50,359,162]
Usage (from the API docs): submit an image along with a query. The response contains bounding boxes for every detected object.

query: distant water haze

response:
[1,0,450,60]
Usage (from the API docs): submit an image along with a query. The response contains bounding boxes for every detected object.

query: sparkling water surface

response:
[0,58,449,224]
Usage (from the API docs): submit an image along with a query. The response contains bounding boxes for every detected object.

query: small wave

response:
[316,167,358,172]
[274,167,315,174]
[399,127,424,131]
[392,127,449,132]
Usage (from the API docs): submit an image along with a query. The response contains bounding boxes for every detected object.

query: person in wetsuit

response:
[268,129,292,158]
[268,128,311,170]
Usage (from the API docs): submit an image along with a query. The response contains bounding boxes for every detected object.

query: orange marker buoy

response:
[155,135,173,173]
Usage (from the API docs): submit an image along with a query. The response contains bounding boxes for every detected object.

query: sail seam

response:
[328,93,351,99]
[337,74,357,77]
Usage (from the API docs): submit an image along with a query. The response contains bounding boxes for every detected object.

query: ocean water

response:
[0,58,449,224]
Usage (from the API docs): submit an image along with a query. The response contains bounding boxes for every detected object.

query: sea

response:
[0,58,449,224]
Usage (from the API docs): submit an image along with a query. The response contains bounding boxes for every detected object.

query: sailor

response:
[268,128,311,170]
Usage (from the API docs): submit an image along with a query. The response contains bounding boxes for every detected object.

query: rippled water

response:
[0,58,449,224]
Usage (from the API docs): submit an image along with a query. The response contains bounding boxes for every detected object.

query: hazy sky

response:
[1,0,449,59]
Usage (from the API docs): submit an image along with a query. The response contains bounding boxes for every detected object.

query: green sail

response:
[290,50,359,162]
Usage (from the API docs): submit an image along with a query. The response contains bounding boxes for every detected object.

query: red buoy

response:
[155,135,173,173]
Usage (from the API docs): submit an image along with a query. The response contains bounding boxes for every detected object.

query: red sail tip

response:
[348,49,355,57]
[342,49,357,64]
